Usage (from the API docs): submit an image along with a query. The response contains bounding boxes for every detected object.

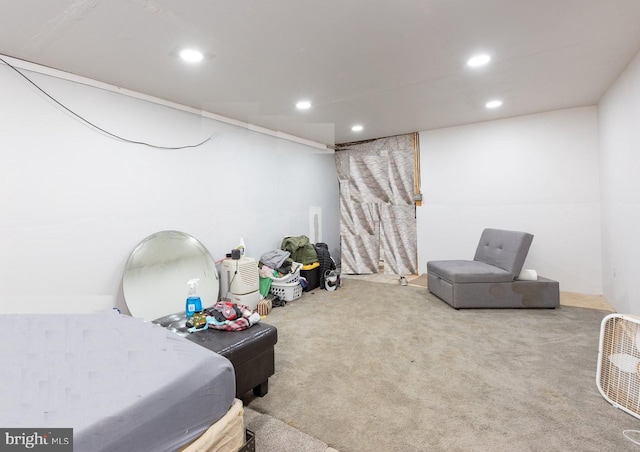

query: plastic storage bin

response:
[300,266,321,291]
[268,262,303,301]
[270,281,302,301]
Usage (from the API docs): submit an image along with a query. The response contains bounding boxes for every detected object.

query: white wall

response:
[598,50,640,314]
[417,107,602,294]
[0,64,339,314]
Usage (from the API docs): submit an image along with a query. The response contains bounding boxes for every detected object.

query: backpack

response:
[313,242,337,289]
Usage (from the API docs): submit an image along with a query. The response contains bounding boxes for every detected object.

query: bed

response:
[0,311,245,452]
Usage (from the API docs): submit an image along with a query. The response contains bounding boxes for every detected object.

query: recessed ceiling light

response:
[296,100,312,110]
[179,48,204,63]
[467,54,491,67]
[351,125,363,132]
[485,100,503,109]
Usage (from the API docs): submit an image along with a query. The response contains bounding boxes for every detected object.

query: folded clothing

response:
[260,249,290,269]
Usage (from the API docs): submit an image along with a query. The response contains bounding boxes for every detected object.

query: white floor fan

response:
[597,313,640,420]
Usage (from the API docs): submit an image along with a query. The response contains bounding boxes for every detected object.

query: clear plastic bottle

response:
[185,278,202,317]
[238,237,246,257]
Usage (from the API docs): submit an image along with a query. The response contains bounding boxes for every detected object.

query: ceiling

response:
[1,0,640,146]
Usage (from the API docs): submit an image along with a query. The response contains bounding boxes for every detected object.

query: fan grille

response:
[597,314,640,419]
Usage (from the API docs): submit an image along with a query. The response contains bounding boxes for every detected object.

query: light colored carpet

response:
[345,271,615,311]
[243,277,638,452]
[244,407,336,452]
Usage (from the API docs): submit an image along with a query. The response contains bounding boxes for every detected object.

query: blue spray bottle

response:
[185,278,202,317]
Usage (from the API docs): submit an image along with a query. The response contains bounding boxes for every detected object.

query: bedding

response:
[180,398,245,452]
[0,311,237,452]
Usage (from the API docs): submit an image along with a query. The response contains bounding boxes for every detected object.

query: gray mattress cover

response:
[0,312,235,452]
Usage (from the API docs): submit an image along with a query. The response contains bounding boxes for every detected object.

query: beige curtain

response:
[335,133,418,275]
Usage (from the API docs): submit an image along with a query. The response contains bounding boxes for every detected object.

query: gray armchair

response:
[427,228,559,309]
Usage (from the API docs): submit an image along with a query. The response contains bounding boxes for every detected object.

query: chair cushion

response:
[473,228,533,276]
[427,260,514,283]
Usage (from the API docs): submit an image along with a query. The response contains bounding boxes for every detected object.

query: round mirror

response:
[123,230,219,322]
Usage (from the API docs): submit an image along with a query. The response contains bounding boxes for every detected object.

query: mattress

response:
[180,398,245,452]
[0,312,236,452]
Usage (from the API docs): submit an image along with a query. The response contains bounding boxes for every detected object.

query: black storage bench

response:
[185,322,278,398]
